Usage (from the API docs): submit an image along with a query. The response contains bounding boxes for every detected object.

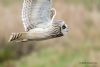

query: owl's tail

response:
[8,32,28,42]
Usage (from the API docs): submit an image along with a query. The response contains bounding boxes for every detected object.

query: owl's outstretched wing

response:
[22,0,53,31]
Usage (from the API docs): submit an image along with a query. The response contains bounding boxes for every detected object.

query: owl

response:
[9,0,69,42]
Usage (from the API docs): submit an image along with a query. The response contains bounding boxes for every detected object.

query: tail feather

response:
[8,33,27,42]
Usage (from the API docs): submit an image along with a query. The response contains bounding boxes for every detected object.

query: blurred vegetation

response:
[65,0,100,10]
[0,0,100,67]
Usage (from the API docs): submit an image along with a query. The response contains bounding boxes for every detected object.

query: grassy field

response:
[0,0,100,67]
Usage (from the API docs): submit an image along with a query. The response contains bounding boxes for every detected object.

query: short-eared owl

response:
[9,0,69,42]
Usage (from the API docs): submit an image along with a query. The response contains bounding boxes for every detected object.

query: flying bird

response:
[9,0,69,42]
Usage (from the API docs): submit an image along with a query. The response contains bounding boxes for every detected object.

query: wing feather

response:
[22,0,53,31]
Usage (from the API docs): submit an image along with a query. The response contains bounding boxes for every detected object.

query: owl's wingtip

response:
[8,33,14,42]
[8,33,28,42]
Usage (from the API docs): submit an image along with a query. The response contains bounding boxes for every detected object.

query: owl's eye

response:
[62,25,66,29]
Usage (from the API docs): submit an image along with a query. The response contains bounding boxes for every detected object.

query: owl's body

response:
[9,0,69,42]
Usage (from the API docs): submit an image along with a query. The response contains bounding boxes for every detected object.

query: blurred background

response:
[0,0,100,67]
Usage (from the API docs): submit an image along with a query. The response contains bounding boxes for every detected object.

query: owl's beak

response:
[65,24,70,32]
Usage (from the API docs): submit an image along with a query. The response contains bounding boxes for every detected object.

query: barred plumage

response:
[9,33,22,42]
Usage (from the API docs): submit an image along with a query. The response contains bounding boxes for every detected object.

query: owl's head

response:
[58,20,69,34]
[53,19,69,36]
